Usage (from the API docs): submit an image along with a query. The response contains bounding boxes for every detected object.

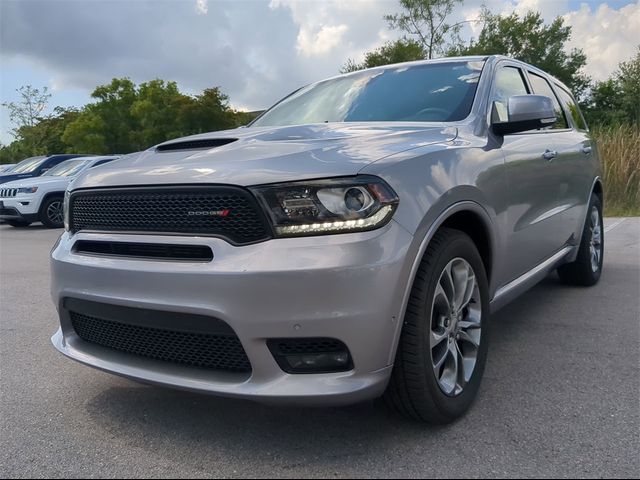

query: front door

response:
[492,63,568,281]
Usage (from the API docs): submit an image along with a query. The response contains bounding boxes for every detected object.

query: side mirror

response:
[40,167,50,174]
[492,95,557,135]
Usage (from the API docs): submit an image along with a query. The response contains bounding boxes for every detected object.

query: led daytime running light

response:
[275,205,394,236]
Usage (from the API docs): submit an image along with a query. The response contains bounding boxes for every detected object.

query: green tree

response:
[617,47,640,124]
[384,0,464,59]
[63,78,139,154]
[130,79,194,148]
[90,78,139,152]
[0,140,32,165]
[341,39,426,73]
[62,111,108,153]
[180,87,239,133]
[450,9,590,98]
[16,106,80,155]
[1,92,81,163]
[1,86,51,133]
[584,46,640,126]
[1,85,53,156]
[62,78,247,153]
[4,78,250,160]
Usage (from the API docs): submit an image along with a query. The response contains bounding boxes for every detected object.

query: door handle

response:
[582,146,592,155]
[542,150,557,161]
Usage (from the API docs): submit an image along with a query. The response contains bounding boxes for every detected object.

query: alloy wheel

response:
[429,257,482,397]
[47,201,64,225]
[589,206,602,273]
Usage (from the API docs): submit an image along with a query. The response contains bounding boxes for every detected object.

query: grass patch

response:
[592,124,640,217]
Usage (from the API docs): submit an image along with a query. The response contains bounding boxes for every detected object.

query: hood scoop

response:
[156,138,238,152]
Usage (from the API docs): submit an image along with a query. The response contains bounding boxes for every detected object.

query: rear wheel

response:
[558,195,604,286]
[39,196,64,228]
[385,228,490,424]
[6,220,31,227]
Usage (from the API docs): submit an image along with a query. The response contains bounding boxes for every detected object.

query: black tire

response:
[558,194,604,286]
[6,220,31,227]
[39,195,64,228]
[384,228,490,424]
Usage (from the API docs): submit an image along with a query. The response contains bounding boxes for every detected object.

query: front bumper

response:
[0,196,39,222]
[50,221,414,406]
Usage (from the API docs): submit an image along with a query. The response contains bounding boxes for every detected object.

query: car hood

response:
[72,123,457,189]
[0,173,38,185]
[1,176,72,189]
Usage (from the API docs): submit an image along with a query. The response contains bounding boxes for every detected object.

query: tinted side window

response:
[46,157,71,168]
[527,73,568,129]
[492,66,529,122]
[556,87,588,130]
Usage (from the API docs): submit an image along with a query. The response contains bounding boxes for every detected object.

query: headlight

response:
[17,187,38,194]
[63,190,70,232]
[251,176,399,237]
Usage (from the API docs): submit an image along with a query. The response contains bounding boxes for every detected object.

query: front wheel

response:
[39,196,64,228]
[558,194,604,286]
[385,228,490,424]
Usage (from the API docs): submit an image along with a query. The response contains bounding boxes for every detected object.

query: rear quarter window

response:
[555,86,588,131]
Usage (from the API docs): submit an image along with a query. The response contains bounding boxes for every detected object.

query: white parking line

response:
[605,218,627,233]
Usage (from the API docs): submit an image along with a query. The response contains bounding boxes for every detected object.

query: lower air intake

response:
[70,310,252,373]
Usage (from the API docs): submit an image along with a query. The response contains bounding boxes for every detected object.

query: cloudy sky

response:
[1,0,638,144]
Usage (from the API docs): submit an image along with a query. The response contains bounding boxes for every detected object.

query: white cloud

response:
[564,2,640,81]
[510,0,569,19]
[296,23,349,56]
[1,0,639,144]
[195,0,208,15]
[458,0,571,39]
[270,0,391,60]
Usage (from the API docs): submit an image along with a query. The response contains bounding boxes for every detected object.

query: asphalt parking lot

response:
[0,219,638,478]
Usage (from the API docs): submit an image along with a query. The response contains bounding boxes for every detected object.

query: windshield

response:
[9,156,47,174]
[252,61,485,127]
[44,159,88,177]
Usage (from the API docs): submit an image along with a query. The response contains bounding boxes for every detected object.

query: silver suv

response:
[51,56,603,423]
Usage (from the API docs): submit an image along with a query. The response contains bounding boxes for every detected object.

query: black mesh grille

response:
[70,311,252,373]
[74,240,213,261]
[69,186,271,245]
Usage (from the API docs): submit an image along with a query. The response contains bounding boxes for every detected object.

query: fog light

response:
[286,352,350,371]
[267,338,353,374]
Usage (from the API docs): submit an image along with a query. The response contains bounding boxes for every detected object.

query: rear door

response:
[493,62,569,280]
[552,85,595,236]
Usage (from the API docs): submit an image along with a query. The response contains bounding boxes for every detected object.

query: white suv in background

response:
[0,156,120,228]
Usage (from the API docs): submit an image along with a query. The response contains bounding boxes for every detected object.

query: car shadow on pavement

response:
[1,223,52,231]
[84,384,438,470]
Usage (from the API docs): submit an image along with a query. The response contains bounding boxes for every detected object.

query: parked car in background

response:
[0,163,16,173]
[51,56,602,423]
[0,154,93,185]
[0,155,119,228]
